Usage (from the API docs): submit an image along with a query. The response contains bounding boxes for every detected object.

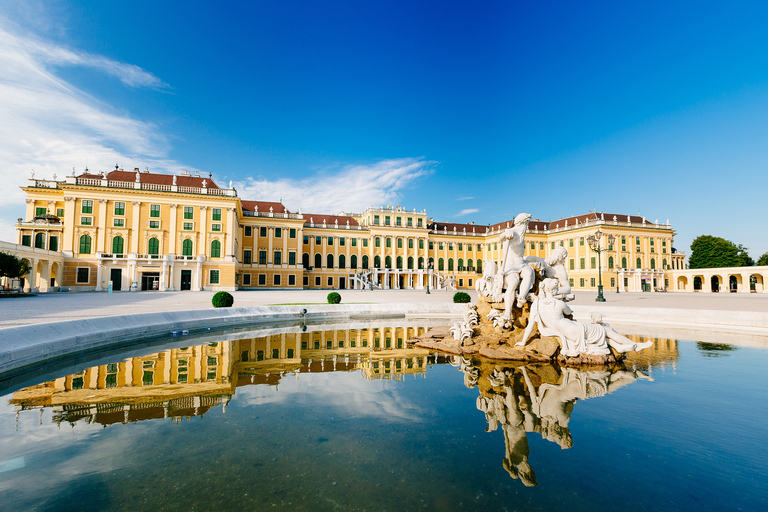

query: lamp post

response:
[587,229,614,303]
[426,260,433,294]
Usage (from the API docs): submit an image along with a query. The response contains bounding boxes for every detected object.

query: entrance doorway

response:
[180,270,192,291]
[339,277,346,290]
[110,268,122,291]
[399,275,405,289]
[141,272,160,291]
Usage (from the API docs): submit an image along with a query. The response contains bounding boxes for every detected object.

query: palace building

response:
[12,167,685,293]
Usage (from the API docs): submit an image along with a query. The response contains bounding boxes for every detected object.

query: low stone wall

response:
[0,303,465,377]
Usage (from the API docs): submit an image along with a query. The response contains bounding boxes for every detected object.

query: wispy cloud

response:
[455,208,479,217]
[236,157,434,214]
[457,196,474,201]
[0,20,189,240]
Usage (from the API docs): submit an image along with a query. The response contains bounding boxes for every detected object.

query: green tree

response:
[0,252,31,280]
[757,252,768,266]
[688,236,754,269]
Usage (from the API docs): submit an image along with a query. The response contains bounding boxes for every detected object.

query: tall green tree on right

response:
[757,252,768,266]
[688,236,755,269]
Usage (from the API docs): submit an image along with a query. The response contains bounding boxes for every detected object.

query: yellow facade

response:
[14,169,683,293]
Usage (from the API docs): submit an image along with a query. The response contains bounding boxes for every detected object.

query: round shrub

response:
[453,292,471,303]
[327,292,341,304]
[212,291,234,308]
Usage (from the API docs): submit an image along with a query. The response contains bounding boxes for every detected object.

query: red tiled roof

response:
[304,214,359,227]
[103,170,220,189]
[241,200,290,213]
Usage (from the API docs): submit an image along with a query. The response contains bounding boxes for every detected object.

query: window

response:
[183,222,193,230]
[274,251,282,265]
[438,258,444,271]
[149,220,160,229]
[315,236,321,245]
[112,236,124,255]
[339,254,346,268]
[397,238,403,249]
[81,217,92,226]
[275,228,282,238]
[259,274,266,285]
[259,251,267,264]
[591,257,596,269]
[243,273,251,285]
[33,233,45,249]
[289,228,296,238]
[608,256,614,269]
[183,206,193,219]
[49,236,58,252]
[375,237,381,248]
[448,258,454,271]
[636,236,641,245]
[327,254,334,268]
[289,251,296,265]
[530,242,535,250]
[385,216,390,226]
[569,259,574,270]
[81,200,93,214]
[315,253,322,268]
[272,348,280,359]
[274,274,281,286]
[580,258,585,269]
[458,243,463,251]
[56,208,64,218]
[551,242,555,249]
[79,234,91,254]
[610,277,616,288]
[636,257,642,268]
[211,240,221,257]
[114,218,125,227]
[396,217,402,226]
[386,238,392,248]
[212,208,221,221]
[579,278,585,287]
[439,242,444,250]
[339,237,345,246]
[245,226,252,236]
[35,207,46,216]
[362,239,368,247]
[579,237,584,246]
[540,242,544,250]
[211,223,221,232]
[362,255,369,269]
[244,250,252,264]
[429,241,434,250]
[622,257,627,268]
[407,217,413,227]
[351,254,358,269]
[327,276,333,287]
[315,276,321,286]
[351,238,357,247]
[182,239,193,256]
[261,227,268,237]
[328,236,333,246]
[288,274,296,286]
[76,267,89,283]
[303,276,309,286]
[374,215,380,225]
[590,278,596,287]
[210,270,220,284]
[148,237,159,256]
[150,204,161,218]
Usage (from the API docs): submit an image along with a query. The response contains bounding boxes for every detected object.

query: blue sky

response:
[1,1,767,258]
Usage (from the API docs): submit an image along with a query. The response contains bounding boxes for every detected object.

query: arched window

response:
[374,255,381,268]
[362,255,369,269]
[407,257,414,270]
[448,258,454,271]
[663,259,668,269]
[608,256,614,269]
[396,256,403,269]
[429,257,434,269]
[418,257,424,269]
[351,254,358,269]
[458,258,464,270]
[327,254,334,268]
[148,237,159,256]
[303,253,310,267]
[182,239,193,256]
[477,260,482,273]
[468,258,473,270]
[385,256,392,268]
[315,253,322,268]
[112,236,124,255]
[79,234,91,254]
[210,240,221,258]
[339,254,346,269]
[650,258,655,269]
[621,257,627,268]
[438,258,444,271]
[636,257,642,269]
[35,233,46,249]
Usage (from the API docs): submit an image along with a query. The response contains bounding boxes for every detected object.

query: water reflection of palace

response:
[458,336,678,487]
[10,326,432,427]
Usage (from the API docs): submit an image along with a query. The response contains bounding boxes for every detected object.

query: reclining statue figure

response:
[518,278,653,357]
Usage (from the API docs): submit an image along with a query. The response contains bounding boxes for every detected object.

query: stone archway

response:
[710,275,720,293]
[693,276,703,291]
[750,274,764,293]
[729,275,740,293]
[677,276,688,291]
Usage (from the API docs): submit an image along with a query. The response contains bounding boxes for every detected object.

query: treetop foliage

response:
[757,252,768,267]
[688,235,754,269]
[0,252,30,279]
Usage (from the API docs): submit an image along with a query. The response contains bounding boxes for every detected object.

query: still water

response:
[1,325,766,511]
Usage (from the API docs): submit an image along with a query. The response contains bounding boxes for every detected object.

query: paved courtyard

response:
[1,289,766,329]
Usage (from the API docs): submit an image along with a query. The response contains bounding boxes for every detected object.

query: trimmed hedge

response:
[212,291,234,308]
[453,292,471,303]
[327,292,342,304]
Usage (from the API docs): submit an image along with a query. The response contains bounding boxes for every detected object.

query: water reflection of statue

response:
[519,279,653,357]
[468,362,650,487]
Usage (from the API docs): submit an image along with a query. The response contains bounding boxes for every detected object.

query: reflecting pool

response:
[1,325,767,511]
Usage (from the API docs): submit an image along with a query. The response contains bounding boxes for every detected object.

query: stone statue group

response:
[474,213,651,358]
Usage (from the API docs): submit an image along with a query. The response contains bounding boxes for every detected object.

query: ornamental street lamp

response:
[587,229,614,303]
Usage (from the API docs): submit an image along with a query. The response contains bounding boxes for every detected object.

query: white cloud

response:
[0,21,189,242]
[457,196,474,201]
[235,157,434,214]
[455,208,479,217]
